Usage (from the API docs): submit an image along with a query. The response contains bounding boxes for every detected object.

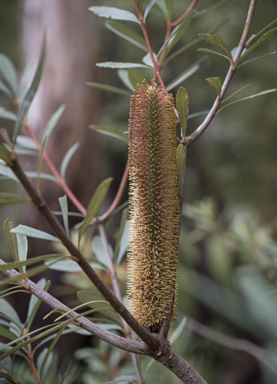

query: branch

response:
[186,0,257,147]
[0,259,147,355]
[171,0,199,28]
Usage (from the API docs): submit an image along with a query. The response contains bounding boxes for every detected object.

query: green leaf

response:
[238,28,277,63]
[0,299,21,327]
[128,68,144,89]
[105,21,147,52]
[43,105,66,144]
[96,62,150,69]
[11,225,61,244]
[198,48,231,62]
[89,6,139,24]
[26,278,49,329]
[78,178,113,246]
[0,254,63,272]
[0,325,17,341]
[169,317,187,344]
[16,234,28,273]
[237,51,277,69]
[59,195,70,237]
[114,208,128,265]
[194,0,231,17]
[188,110,209,120]
[247,18,277,45]
[25,171,57,182]
[0,162,18,181]
[222,84,251,104]
[92,235,113,268]
[176,87,189,134]
[0,193,31,205]
[0,79,13,98]
[176,144,186,186]
[38,348,54,382]
[142,52,157,68]
[0,107,17,122]
[60,142,80,179]
[13,36,46,143]
[3,220,19,263]
[45,259,105,272]
[86,82,131,97]
[166,59,203,90]
[118,69,134,92]
[199,33,232,60]
[89,126,128,143]
[0,54,18,97]
[144,0,158,20]
[116,220,129,267]
[217,89,277,113]
[206,77,222,96]
[36,136,47,192]
[19,53,36,96]
[156,0,169,18]
[0,143,12,165]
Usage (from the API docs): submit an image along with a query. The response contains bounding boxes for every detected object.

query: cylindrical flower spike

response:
[127,80,179,330]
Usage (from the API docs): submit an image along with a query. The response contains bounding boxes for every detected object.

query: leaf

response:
[96,62,150,69]
[194,0,231,18]
[238,28,277,63]
[142,52,157,68]
[45,259,105,272]
[199,33,232,60]
[118,69,134,92]
[37,348,54,382]
[217,89,277,113]
[0,143,12,165]
[247,18,277,45]
[166,59,203,90]
[92,236,113,268]
[238,50,277,68]
[11,225,61,244]
[89,6,139,24]
[176,87,189,134]
[43,105,66,144]
[188,110,209,120]
[60,142,80,179]
[0,54,18,97]
[144,0,158,20]
[25,171,57,182]
[19,53,36,96]
[0,193,31,205]
[105,21,147,52]
[16,234,28,273]
[116,220,129,266]
[128,68,145,89]
[3,220,19,263]
[198,48,231,62]
[222,84,251,104]
[13,36,46,143]
[59,195,70,237]
[78,178,113,246]
[26,279,50,330]
[0,299,21,327]
[89,126,128,143]
[0,254,66,273]
[86,82,131,97]
[0,79,13,98]
[176,144,186,186]
[169,317,187,344]
[0,325,17,341]
[0,107,17,122]
[114,208,128,264]
[206,77,222,96]
[36,136,47,193]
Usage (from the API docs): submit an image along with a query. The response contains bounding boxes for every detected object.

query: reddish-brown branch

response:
[26,344,41,384]
[171,0,199,27]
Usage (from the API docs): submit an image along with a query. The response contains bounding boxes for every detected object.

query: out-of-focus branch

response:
[171,0,199,27]
[186,0,257,147]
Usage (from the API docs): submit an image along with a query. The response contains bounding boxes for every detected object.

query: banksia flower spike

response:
[127,80,179,331]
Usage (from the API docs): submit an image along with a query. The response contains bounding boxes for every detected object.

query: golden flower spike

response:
[127,80,179,331]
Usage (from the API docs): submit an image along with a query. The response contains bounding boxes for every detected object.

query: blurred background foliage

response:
[1,0,277,383]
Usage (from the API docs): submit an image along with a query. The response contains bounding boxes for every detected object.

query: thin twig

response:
[171,0,199,27]
[186,0,257,147]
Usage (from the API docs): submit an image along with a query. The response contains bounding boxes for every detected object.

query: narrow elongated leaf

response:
[89,6,139,23]
[142,52,158,68]
[92,235,113,268]
[0,54,17,97]
[0,254,64,272]
[105,21,147,52]
[217,89,277,113]
[0,299,21,327]
[86,82,131,97]
[118,69,134,92]
[0,193,31,205]
[96,62,150,69]
[26,279,50,330]
[0,143,12,165]
[169,317,187,344]
[144,0,158,20]
[176,144,186,186]
[59,195,70,237]
[114,208,128,264]
[194,0,230,17]
[166,61,201,90]
[11,225,61,243]
[0,107,17,122]
[247,18,277,45]
[45,259,105,272]
[60,142,80,179]
[19,53,36,96]
[198,47,231,62]
[237,51,277,69]
[176,87,189,134]
[89,126,128,143]
[199,33,232,60]
[0,325,17,341]
[13,36,46,142]
[222,84,251,104]
[116,220,129,266]
[78,178,113,246]
[188,110,209,120]
[16,234,28,273]
[0,79,13,98]
[43,105,66,144]
[36,136,47,192]
[25,171,57,182]
[206,77,222,96]
[38,348,54,382]
[3,220,19,264]
[128,68,144,89]
[239,28,277,63]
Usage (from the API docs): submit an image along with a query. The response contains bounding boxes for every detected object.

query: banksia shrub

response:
[127,80,179,330]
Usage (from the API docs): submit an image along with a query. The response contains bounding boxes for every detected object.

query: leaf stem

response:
[171,0,199,28]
